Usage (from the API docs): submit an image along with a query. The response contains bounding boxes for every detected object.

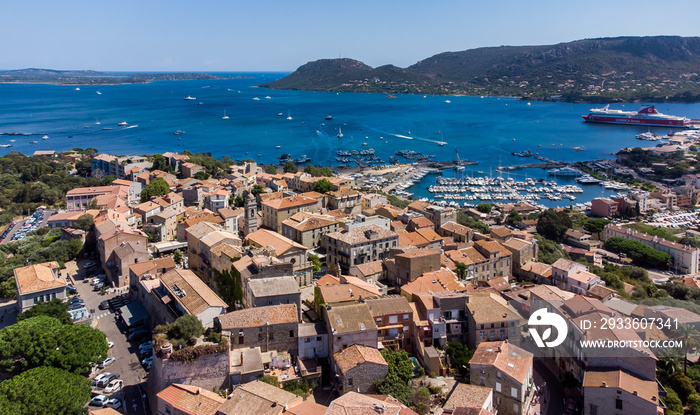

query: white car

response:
[107,341,114,349]
[93,373,111,386]
[105,398,122,409]
[104,379,123,393]
[99,357,116,368]
[90,395,109,407]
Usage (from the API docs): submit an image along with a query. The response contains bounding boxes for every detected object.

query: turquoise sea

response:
[2,72,700,206]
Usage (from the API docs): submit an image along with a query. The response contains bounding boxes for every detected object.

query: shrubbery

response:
[604,237,672,268]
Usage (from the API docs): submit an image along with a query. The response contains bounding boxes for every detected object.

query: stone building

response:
[333,344,388,394]
[324,224,399,273]
[216,304,299,355]
[324,302,378,355]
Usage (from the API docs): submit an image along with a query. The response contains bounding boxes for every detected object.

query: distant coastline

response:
[0,69,254,85]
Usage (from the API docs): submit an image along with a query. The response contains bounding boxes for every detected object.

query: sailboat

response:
[337,128,343,138]
[454,147,465,171]
[286,112,293,120]
[222,110,229,120]
[95,118,100,125]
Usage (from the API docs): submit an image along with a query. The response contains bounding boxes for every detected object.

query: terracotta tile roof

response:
[334,344,387,374]
[134,201,161,212]
[486,277,510,292]
[444,247,487,267]
[409,216,434,229]
[452,408,496,415]
[502,237,531,251]
[415,228,443,242]
[128,257,176,278]
[262,196,318,210]
[326,303,377,334]
[551,258,583,271]
[156,383,225,415]
[282,400,327,415]
[246,229,307,255]
[318,284,376,304]
[440,221,472,235]
[186,221,225,240]
[218,380,302,414]
[14,262,64,295]
[351,260,384,277]
[282,213,339,232]
[398,231,429,247]
[474,240,511,257]
[364,296,412,316]
[490,227,512,238]
[443,383,493,411]
[327,188,361,198]
[396,249,440,259]
[89,408,124,415]
[217,304,298,330]
[162,268,226,313]
[217,207,239,219]
[470,341,533,385]
[325,224,398,246]
[467,293,515,324]
[568,269,600,285]
[325,392,416,415]
[520,261,552,278]
[583,368,660,404]
[407,200,431,212]
[316,274,340,286]
[401,276,447,297]
[248,277,299,298]
[298,191,325,199]
[562,295,613,317]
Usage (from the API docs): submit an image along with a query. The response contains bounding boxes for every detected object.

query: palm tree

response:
[674,323,700,374]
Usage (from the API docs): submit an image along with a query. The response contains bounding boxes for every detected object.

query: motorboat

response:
[183,96,196,100]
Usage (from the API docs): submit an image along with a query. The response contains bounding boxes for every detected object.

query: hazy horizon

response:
[2,0,699,72]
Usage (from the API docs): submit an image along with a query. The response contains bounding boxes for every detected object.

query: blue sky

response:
[1,0,698,72]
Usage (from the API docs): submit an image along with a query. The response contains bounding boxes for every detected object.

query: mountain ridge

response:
[260,36,700,102]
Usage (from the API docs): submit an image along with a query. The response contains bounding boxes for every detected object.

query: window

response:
[348,378,353,386]
[512,403,518,413]
[496,371,501,379]
[590,404,598,415]
[511,387,517,398]
[269,332,274,341]
[389,315,398,324]
[376,317,382,324]
[317,336,323,341]
[615,399,623,410]
[165,406,172,415]
[403,314,409,320]
[495,382,501,392]
[304,338,311,343]
[290,330,294,338]
[479,331,484,340]
[258,334,263,342]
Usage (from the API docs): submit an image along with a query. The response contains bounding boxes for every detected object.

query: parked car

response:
[105,398,122,409]
[84,262,97,269]
[93,282,105,291]
[66,285,77,294]
[97,373,120,388]
[104,379,123,393]
[128,329,149,341]
[107,341,114,349]
[89,395,109,407]
[140,346,153,357]
[99,300,110,310]
[93,373,111,386]
[98,357,116,368]
[142,356,153,366]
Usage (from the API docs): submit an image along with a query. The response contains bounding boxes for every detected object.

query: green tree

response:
[173,249,183,266]
[140,177,170,202]
[313,178,333,194]
[445,341,474,379]
[17,298,71,325]
[264,164,277,174]
[454,261,468,279]
[0,315,108,375]
[583,218,610,239]
[456,211,490,234]
[193,171,211,180]
[412,386,431,415]
[669,371,695,404]
[476,203,492,214]
[259,375,279,387]
[88,197,98,210]
[169,315,204,341]
[674,323,700,374]
[664,388,684,415]
[373,349,414,405]
[0,366,91,415]
[506,209,522,226]
[73,213,94,231]
[251,184,264,197]
[101,174,115,185]
[536,209,572,242]
[535,234,569,264]
[234,195,244,207]
[605,237,672,268]
[283,161,298,173]
[310,254,321,274]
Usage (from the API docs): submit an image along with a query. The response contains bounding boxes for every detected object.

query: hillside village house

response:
[14,262,65,313]
[261,195,320,232]
[324,224,399,273]
[245,229,313,286]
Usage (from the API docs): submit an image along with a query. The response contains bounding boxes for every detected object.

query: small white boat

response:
[74,87,80,91]
[444,100,451,103]
[96,91,102,95]
[275,145,281,149]
[29,141,38,144]
[183,96,196,100]
[277,113,283,116]
[9,140,15,142]
[265,96,272,99]
[337,128,343,138]
[117,121,128,126]
[362,142,367,146]
[95,118,100,125]
[527,102,531,106]
[222,110,229,120]
[42,135,49,139]
[0,144,12,148]
[252,97,260,101]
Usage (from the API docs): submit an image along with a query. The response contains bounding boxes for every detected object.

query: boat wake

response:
[123,125,138,129]
[393,133,446,146]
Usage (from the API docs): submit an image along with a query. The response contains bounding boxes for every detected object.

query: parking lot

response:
[647,210,700,228]
[70,259,150,415]
[0,208,55,244]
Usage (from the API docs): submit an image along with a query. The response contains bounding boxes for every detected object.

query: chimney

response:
[633,390,638,396]
[197,387,201,395]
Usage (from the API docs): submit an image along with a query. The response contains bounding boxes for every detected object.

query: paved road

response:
[0,209,56,244]
[533,359,565,415]
[72,259,148,415]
